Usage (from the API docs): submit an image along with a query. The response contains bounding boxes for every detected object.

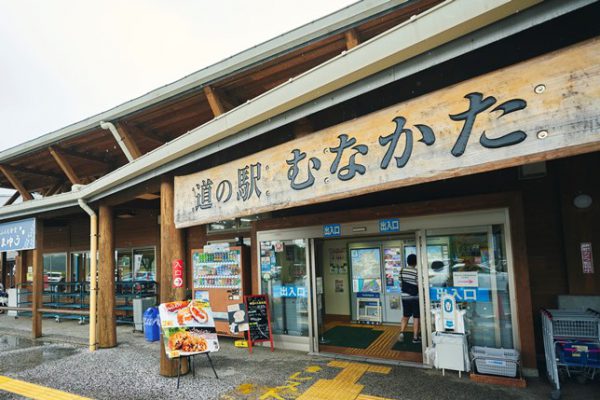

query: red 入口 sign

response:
[172,259,184,288]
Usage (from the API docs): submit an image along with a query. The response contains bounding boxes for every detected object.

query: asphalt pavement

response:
[0,314,598,400]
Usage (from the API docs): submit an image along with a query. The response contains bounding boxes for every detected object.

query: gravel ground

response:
[1,314,599,399]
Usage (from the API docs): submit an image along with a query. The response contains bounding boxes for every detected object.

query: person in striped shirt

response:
[398,253,421,344]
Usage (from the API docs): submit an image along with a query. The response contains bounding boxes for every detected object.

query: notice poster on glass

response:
[329,247,348,274]
[158,299,220,358]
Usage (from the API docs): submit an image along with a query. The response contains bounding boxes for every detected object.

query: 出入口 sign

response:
[174,39,600,228]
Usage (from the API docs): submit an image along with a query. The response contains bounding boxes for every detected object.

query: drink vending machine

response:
[191,245,250,337]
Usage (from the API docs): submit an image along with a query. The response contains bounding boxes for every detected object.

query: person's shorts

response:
[402,297,420,318]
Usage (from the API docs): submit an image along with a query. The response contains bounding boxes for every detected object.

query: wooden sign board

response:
[244,294,274,353]
[174,38,600,228]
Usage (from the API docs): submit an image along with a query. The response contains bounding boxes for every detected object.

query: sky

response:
[0,0,357,154]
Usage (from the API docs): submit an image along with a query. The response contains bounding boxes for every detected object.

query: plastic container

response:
[471,346,519,377]
[143,307,161,342]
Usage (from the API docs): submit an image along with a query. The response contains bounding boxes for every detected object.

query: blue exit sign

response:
[379,219,400,233]
[323,224,341,237]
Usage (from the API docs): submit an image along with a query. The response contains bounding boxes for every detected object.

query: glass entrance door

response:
[422,225,514,348]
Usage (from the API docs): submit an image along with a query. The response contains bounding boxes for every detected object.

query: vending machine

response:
[191,245,250,337]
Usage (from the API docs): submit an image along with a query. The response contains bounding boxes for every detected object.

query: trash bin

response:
[143,307,160,342]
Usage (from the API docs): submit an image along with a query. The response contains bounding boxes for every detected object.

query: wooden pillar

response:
[32,219,43,338]
[160,175,188,377]
[15,251,27,286]
[0,252,5,289]
[98,204,117,348]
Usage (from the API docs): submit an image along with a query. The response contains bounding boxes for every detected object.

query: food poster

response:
[159,299,220,358]
[384,247,402,293]
[227,303,249,333]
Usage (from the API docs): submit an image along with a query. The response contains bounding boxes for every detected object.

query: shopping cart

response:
[540,308,600,399]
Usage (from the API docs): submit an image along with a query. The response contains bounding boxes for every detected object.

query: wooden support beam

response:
[0,165,33,201]
[160,175,188,377]
[345,28,360,50]
[115,122,143,160]
[49,146,82,185]
[44,182,63,197]
[293,118,314,139]
[98,204,117,348]
[14,251,27,286]
[0,252,6,290]
[203,85,226,117]
[3,191,20,206]
[32,219,43,338]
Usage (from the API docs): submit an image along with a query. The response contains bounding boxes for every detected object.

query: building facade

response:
[0,0,598,378]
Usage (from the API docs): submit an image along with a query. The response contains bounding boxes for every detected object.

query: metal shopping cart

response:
[540,308,600,400]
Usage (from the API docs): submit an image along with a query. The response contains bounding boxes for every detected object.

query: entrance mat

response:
[391,332,422,353]
[321,326,383,349]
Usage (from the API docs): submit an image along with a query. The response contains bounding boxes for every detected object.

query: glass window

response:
[70,252,90,283]
[43,253,67,288]
[116,248,156,282]
[116,250,132,282]
[260,239,309,336]
[426,225,513,348]
[133,248,156,282]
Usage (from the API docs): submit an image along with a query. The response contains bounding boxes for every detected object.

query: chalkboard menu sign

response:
[244,294,274,352]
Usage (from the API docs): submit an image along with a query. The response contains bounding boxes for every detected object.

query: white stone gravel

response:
[1,315,599,400]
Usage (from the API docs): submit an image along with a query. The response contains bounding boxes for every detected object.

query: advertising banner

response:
[158,299,219,358]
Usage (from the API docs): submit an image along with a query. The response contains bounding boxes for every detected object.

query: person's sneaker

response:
[397,333,404,341]
[412,337,421,344]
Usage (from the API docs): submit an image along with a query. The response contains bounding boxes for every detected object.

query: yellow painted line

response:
[0,376,91,400]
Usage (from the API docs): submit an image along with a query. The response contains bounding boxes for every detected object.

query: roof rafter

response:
[0,165,33,201]
[345,28,361,49]
[115,122,143,160]
[203,85,228,117]
[49,146,82,185]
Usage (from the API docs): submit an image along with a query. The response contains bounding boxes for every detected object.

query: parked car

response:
[134,271,155,282]
[44,272,65,292]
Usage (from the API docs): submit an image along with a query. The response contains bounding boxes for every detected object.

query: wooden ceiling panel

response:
[129,93,205,125]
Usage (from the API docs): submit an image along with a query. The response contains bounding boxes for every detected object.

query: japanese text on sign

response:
[0,218,36,252]
[174,40,600,228]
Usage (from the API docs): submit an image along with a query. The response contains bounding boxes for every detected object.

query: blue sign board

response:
[379,218,400,233]
[429,286,490,303]
[272,285,308,298]
[357,292,380,299]
[323,224,341,238]
[0,218,36,252]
